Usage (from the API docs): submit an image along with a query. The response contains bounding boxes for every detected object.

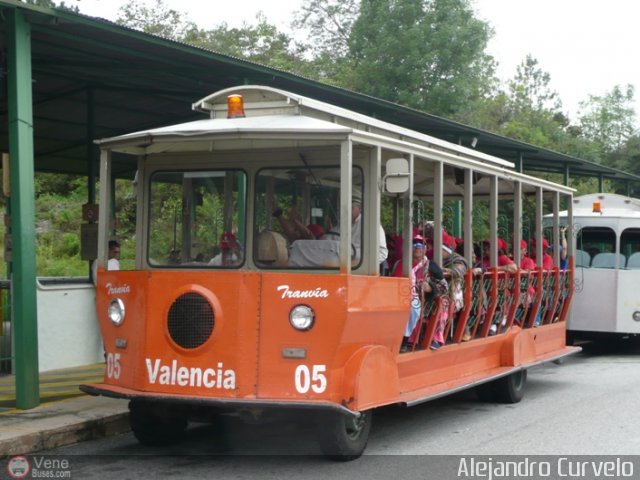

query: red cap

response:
[307,224,325,239]
[520,239,527,250]
[413,234,426,245]
[220,232,237,250]
[531,238,549,249]
[442,231,456,249]
[483,238,507,250]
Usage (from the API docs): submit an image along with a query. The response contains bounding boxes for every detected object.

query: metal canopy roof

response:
[1,0,639,185]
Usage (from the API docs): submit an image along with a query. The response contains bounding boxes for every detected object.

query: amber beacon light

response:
[592,201,602,214]
[227,94,246,119]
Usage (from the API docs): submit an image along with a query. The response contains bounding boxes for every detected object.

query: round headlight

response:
[290,304,315,331]
[633,311,640,322]
[108,298,126,326]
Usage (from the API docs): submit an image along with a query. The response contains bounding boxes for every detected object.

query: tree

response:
[20,0,79,11]
[577,84,637,160]
[116,0,196,40]
[184,14,309,74]
[346,0,496,116]
[507,55,561,113]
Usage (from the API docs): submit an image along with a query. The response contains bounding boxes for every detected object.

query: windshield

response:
[148,170,247,268]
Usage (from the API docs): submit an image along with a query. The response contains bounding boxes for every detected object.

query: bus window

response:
[147,170,247,268]
[254,166,363,269]
[620,228,640,268]
[577,227,616,266]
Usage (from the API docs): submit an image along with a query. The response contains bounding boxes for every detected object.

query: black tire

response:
[475,382,496,402]
[492,370,527,403]
[316,410,372,461]
[129,400,188,446]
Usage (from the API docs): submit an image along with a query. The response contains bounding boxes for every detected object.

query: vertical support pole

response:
[339,139,352,274]
[516,152,524,173]
[489,176,498,267]
[97,149,112,269]
[552,191,560,266]
[598,174,604,193]
[562,164,570,211]
[433,162,443,266]
[87,88,96,204]
[402,154,414,277]
[237,173,246,244]
[463,169,473,265]
[567,193,574,258]
[7,9,39,409]
[87,88,96,277]
[535,188,543,267]
[513,181,522,267]
[365,146,381,275]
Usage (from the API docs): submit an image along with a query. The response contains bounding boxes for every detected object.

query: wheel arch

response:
[340,345,400,411]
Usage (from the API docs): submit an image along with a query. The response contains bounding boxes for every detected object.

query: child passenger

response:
[394,235,446,352]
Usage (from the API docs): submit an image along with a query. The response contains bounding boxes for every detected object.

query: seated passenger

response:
[441,234,469,342]
[209,232,243,266]
[477,238,517,273]
[519,240,536,271]
[325,196,388,266]
[394,236,446,352]
[272,205,324,242]
[530,238,554,269]
[546,227,568,270]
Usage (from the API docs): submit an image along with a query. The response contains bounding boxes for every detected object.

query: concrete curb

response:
[0,396,130,456]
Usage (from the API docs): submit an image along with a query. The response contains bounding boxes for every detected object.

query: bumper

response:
[79,383,356,416]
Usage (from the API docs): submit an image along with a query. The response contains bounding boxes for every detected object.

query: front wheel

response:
[316,410,372,461]
[129,400,188,446]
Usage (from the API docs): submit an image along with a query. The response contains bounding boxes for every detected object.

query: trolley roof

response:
[97,85,574,196]
[571,193,640,218]
[98,85,511,168]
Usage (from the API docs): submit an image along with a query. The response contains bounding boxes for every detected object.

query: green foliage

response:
[347,0,495,116]
[577,84,637,159]
[116,0,196,39]
[20,0,80,12]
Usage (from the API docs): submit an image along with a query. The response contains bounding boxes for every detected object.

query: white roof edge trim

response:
[350,131,575,195]
[191,85,513,169]
[95,115,353,147]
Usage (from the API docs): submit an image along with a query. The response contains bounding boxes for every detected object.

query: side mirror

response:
[383,158,410,193]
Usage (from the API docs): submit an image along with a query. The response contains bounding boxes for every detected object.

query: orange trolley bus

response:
[82,86,579,459]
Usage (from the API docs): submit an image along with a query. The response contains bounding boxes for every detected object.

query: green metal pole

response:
[7,9,39,409]
[87,88,97,277]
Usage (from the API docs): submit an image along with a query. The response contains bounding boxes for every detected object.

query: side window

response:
[577,227,616,268]
[621,228,640,268]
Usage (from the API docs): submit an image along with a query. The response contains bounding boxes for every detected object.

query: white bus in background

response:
[564,193,640,341]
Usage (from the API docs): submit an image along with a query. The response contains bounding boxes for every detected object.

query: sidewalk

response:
[0,364,130,456]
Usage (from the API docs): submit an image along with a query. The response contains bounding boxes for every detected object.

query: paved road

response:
[36,339,640,479]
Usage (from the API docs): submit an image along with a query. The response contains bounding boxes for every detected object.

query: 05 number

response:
[106,352,121,379]
[294,364,327,394]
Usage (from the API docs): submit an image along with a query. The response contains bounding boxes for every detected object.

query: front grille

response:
[167,292,214,349]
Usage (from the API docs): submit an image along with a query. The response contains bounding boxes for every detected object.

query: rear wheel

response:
[475,370,527,404]
[316,410,372,461]
[492,370,527,403]
[129,400,188,446]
